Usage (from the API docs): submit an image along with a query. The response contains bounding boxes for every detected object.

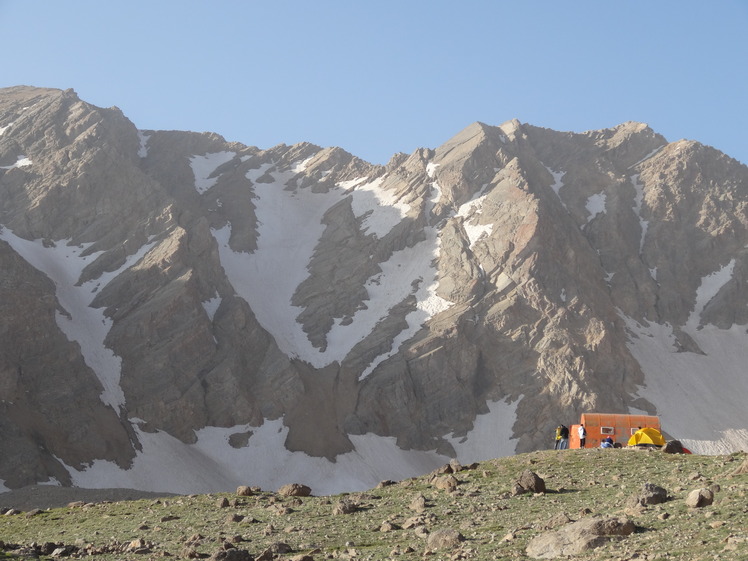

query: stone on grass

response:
[526,516,634,559]
[278,483,312,497]
[685,488,714,508]
[626,483,669,508]
[517,470,546,494]
[426,528,464,550]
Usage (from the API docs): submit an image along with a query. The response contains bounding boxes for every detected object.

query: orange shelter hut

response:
[570,413,660,449]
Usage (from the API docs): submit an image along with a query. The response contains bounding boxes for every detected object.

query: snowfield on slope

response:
[212,158,451,374]
[624,259,748,455]
[23,399,519,496]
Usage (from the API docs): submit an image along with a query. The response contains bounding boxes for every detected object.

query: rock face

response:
[1,86,747,491]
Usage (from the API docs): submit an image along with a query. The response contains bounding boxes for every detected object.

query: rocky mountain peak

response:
[1,86,747,494]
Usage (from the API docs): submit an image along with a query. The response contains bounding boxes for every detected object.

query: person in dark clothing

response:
[558,425,569,449]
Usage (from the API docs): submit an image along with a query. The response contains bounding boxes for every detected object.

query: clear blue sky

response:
[1,1,746,166]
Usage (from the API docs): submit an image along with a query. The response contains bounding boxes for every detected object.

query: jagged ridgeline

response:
[0,86,746,494]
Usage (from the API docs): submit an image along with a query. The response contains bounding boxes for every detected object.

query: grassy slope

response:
[1,448,746,560]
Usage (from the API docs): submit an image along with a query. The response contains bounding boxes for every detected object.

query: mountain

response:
[0,86,746,494]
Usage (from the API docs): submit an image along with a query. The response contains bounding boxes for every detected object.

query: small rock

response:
[434,475,459,492]
[236,486,253,497]
[409,494,427,512]
[662,440,686,454]
[544,512,573,529]
[210,549,253,561]
[380,520,400,532]
[414,526,430,538]
[332,500,358,515]
[685,488,714,508]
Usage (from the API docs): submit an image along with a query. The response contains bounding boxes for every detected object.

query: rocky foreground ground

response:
[1,448,747,560]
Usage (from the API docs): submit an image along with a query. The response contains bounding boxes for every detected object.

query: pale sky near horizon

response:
[1,1,746,166]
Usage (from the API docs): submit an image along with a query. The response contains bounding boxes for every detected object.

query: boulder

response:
[662,440,686,454]
[685,488,714,508]
[426,528,464,550]
[526,516,635,559]
[277,483,312,497]
[517,470,546,494]
[625,482,669,508]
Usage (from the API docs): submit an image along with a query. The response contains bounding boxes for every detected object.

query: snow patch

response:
[446,398,519,462]
[355,180,452,378]
[631,174,648,253]
[190,151,236,194]
[0,228,157,409]
[59,418,450,495]
[338,177,369,190]
[0,123,12,136]
[456,187,493,247]
[686,259,735,331]
[585,193,606,222]
[623,313,748,454]
[38,477,63,486]
[215,165,451,374]
[426,162,440,178]
[59,397,519,496]
[137,131,150,158]
[202,293,222,322]
[547,167,566,197]
[681,429,748,455]
[348,177,411,238]
[630,145,665,168]
[0,155,32,170]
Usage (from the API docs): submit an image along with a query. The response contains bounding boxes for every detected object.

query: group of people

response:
[554,424,615,449]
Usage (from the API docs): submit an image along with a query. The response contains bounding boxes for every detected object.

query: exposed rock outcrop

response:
[1,86,747,491]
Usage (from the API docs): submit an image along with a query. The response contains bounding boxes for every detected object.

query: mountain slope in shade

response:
[0,86,746,494]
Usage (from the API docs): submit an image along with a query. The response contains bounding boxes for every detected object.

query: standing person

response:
[558,425,569,449]
[554,425,562,449]
[578,424,587,448]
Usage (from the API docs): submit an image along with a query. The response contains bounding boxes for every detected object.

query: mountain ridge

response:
[0,86,746,494]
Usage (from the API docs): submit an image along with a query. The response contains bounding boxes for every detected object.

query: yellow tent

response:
[628,427,666,447]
